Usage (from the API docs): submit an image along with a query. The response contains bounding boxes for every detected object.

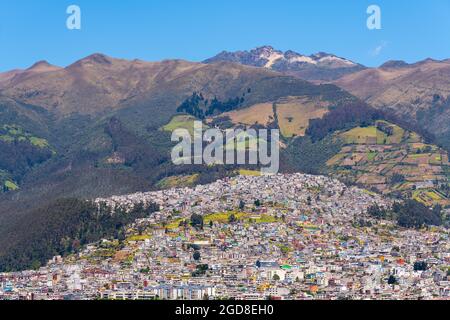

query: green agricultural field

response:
[340,122,407,146]
[156,174,199,189]
[162,115,205,136]
[126,235,151,242]
[29,137,50,148]
[4,180,19,191]
[238,169,261,176]
[426,190,444,201]
[252,214,278,224]
[204,212,248,224]
[165,218,186,230]
[341,126,386,145]
[0,124,50,149]
[0,135,15,143]
[367,151,377,161]
[413,189,449,207]
[409,153,429,159]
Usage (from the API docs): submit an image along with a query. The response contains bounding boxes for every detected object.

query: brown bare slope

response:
[333,59,450,139]
[0,55,206,115]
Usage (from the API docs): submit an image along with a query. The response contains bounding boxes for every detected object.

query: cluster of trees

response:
[388,275,398,285]
[396,200,442,228]
[367,200,443,229]
[376,121,394,136]
[306,102,384,142]
[389,174,406,186]
[208,116,234,129]
[192,263,208,277]
[414,261,428,271]
[176,92,245,119]
[175,92,207,119]
[208,96,244,116]
[367,203,389,219]
[282,135,343,175]
[0,198,159,272]
[190,213,204,229]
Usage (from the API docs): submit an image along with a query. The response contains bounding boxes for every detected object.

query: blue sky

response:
[1,0,449,71]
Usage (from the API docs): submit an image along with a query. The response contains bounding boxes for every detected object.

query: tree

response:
[390,174,405,185]
[388,275,398,285]
[31,260,41,270]
[367,204,387,219]
[193,251,201,261]
[254,199,261,207]
[209,221,213,228]
[190,214,204,228]
[228,214,237,224]
[273,274,280,281]
[414,261,428,271]
[239,200,245,210]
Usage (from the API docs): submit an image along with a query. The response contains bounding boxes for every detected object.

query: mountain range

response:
[0,46,449,271]
[204,45,366,81]
[333,58,450,148]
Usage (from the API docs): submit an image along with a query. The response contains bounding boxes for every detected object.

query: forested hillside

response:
[0,198,160,272]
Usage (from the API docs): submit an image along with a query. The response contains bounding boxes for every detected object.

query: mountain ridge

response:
[332,57,450,144]
[204,45,366,81]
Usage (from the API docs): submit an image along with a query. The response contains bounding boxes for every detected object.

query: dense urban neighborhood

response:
[1,173,448,300]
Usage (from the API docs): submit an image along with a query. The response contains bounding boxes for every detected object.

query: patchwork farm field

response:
[413,189,449,207]
[327,121,450,206]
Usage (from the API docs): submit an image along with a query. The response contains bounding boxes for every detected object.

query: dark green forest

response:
[0,198,159,272]
[367,200,445,229]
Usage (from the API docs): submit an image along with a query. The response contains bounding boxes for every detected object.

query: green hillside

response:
[326,121,450,206]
